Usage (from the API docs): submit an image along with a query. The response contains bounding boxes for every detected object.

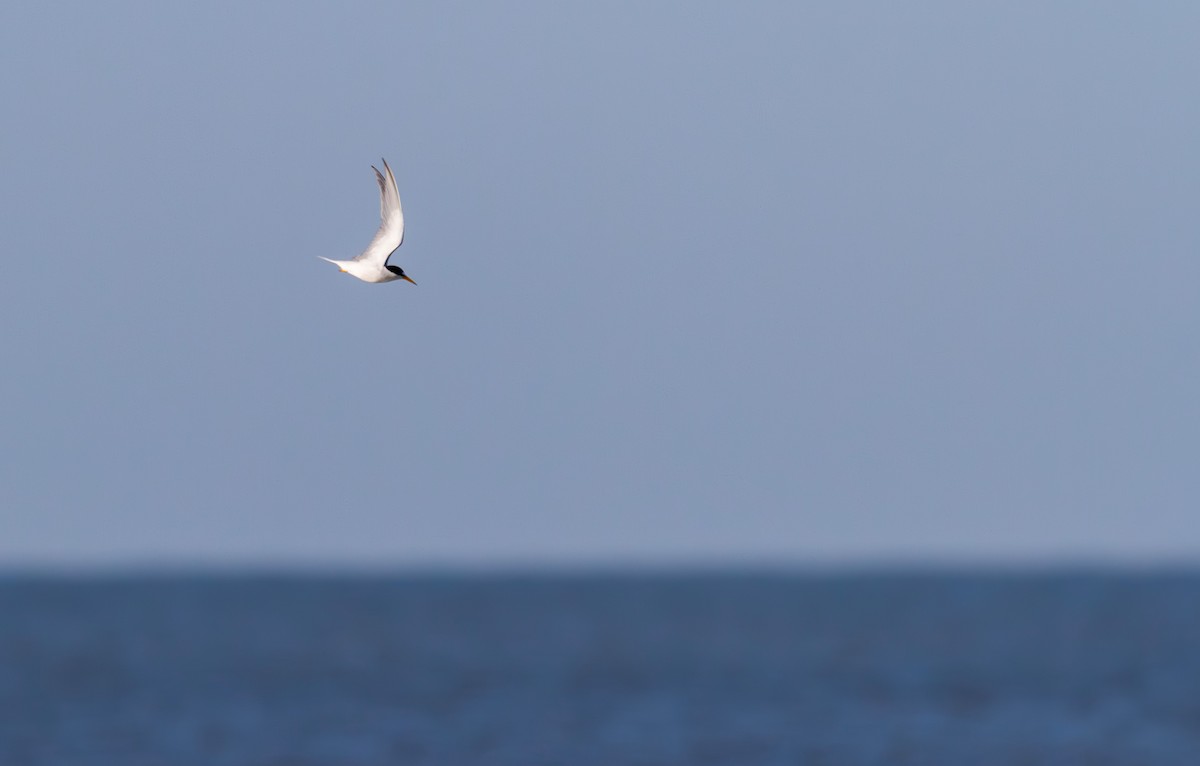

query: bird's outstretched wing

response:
[353,158,405,265]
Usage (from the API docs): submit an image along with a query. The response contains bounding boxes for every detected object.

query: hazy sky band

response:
[2,4,1198,566]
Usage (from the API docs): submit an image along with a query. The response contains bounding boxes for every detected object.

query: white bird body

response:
[318,255,405,283]
[320,158,416,285]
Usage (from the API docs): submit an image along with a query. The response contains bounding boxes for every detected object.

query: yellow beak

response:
[401,275,417,285]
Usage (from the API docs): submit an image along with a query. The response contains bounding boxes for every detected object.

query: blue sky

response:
[3,3,1200,567]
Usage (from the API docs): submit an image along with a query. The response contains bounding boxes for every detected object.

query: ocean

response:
[2,571,1198,765]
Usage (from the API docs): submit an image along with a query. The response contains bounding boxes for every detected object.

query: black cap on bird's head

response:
[386,264,417,285]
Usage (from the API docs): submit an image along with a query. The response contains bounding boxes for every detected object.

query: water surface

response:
[2,571,1198,764]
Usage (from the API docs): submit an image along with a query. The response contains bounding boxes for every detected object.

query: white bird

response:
[319,158,417,285]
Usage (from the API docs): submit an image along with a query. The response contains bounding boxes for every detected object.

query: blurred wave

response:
[2,571,1198,765]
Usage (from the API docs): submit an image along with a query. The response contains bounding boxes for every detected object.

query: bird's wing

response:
[353,158,405,265]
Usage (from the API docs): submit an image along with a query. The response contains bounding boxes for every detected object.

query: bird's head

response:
[386,264,417,285]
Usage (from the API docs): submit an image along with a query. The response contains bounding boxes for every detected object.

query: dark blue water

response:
[2,571,1199,765]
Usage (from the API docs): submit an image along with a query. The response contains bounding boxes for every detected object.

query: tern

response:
[319,159,416,285]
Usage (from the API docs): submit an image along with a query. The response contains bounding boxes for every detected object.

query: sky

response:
[2,3,1199,568]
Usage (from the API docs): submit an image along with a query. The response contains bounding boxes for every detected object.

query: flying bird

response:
[319,158,416,285]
